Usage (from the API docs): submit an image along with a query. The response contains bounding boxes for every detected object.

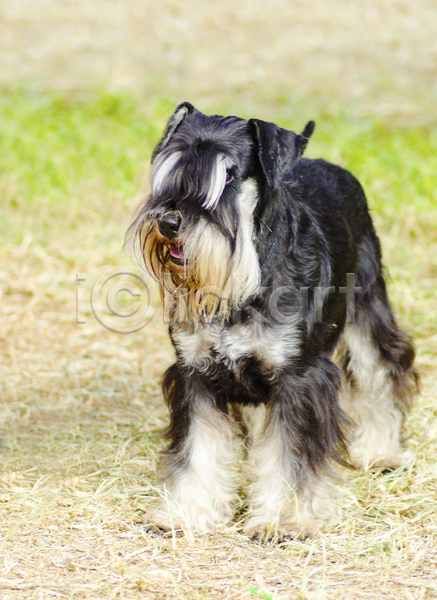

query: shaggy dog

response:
[127,103,418,541]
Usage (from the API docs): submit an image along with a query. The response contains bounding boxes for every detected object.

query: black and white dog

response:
[127,102,418,540]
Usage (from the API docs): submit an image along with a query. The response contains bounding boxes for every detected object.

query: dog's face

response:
[128,102,308,321]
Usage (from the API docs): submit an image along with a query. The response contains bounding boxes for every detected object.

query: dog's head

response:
[127,102,309,323]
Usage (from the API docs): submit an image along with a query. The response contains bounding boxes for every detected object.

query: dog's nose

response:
[158,212,181,240]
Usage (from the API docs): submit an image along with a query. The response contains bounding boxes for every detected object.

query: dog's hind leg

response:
[243,357,347,541]
[144,365,240,534]
[338,276,418,470]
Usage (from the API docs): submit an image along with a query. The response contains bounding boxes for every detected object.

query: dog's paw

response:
[351,447,415,471]
[143,524,183,538]
[143,505,230,535]
[244,520,319,543]
[143,509,183,535]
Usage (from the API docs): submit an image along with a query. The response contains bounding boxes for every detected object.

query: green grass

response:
[0,90,175,245]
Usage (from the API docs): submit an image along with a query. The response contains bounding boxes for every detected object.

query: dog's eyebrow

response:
[151,151,182,194]
[203,154,229,210]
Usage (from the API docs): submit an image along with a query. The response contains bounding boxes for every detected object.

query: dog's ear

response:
[151,102,197,162]
[249,119,308,188]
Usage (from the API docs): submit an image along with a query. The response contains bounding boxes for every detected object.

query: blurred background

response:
[1,0,436,120]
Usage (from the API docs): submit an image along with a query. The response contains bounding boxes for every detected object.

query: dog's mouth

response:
[167,241,186,266]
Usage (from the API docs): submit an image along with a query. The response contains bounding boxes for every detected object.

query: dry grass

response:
[1,1,437,598]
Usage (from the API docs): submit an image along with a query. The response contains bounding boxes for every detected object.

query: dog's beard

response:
[138,186,260,325]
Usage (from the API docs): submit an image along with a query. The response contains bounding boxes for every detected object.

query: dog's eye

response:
[225,169,235,184]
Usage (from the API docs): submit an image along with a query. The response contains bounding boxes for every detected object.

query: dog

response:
[127,102,418,541]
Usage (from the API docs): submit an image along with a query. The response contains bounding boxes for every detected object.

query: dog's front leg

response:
[145,365,240,534]
[243,357,346,541]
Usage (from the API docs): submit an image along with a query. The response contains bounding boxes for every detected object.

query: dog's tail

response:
[301,120,315,139]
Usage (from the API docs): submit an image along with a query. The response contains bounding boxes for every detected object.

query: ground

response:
[0,1,437,599]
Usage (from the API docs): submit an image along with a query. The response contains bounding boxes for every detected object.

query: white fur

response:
[242,405,335,540]
[172,316,301,373]
[145,400,240,533]
[339,323,411,469]
[232,178,261,302]
[203,154,230,210]
[241,404,267,440]
[151,151,182,195]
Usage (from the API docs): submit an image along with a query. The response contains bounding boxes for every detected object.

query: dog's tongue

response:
[169,243,184,260]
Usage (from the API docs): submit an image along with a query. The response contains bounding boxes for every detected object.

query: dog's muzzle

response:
[158,211,185,265]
